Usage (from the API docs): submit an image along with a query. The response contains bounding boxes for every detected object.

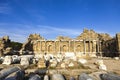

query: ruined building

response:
[0,36,11,56]
[20,29,120,57]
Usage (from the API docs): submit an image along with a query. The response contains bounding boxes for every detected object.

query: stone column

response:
[100,41,102,52]
[99,41,102,57]
[94,40,97,53]
[38,41,40,53]
[59,41,61,53]
[45,41,47,53]
[84,40,86,54]
[34,42,37,53]
[89,40,91,54]
[40,41,42,53]
[54,41,56,54]
[74,40,76,53]
[92,41,93,53]
[97,40,99,53]
[36,42,38,52]
[69,41,70,52]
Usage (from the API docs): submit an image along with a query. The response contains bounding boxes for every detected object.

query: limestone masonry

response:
[19,29,120,57]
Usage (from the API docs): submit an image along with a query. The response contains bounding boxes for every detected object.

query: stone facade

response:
[20,29,119,57]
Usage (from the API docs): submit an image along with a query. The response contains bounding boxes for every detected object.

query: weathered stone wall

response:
[20,29,120,57]
[101,38,118,57]
[30,40,99,55]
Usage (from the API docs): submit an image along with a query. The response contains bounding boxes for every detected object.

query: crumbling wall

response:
[0,36,12,56]
[101,38,118,57]
[20,34,44,54]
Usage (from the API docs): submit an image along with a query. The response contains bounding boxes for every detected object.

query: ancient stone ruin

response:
[0,36,11,56]
[20,29,120,57]
[0,29,120,80]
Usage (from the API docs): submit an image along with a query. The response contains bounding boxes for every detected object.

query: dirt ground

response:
[85,58,120,74]
[0,58,120,80]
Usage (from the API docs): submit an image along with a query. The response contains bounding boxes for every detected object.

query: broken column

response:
[0,66,21,80]
[4,70,25,80]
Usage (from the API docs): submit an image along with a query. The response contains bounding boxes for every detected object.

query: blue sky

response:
[0,0,120,42]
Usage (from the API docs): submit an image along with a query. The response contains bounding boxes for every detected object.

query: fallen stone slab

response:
[70,77,75,80]
[78,59,87,64]
[4,70,25,80]
[29,74,41,80]
[100,73,120,80]
[51,74,65,80]
[79,73,94,80]
[99,64,107,71]
[34,69,47,75]
[89,71,107,80]
[44,75,49,80]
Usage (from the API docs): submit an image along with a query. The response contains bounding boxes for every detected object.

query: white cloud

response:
[0,23,82,43]
[0,3,12,14]
[0,23,115,43]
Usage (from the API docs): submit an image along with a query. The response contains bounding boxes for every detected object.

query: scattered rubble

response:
[95,60,107,71]
[20,57,29,66]
[2,56,12,65]
[0,29,120,80]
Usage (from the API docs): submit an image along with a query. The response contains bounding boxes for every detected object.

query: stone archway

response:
[62,45,68,52]
[76,45,81,52]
